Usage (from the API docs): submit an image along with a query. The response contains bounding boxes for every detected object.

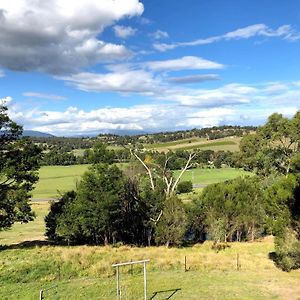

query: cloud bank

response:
[0,0,144,74]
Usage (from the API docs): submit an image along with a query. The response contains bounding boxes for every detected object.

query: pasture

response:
[174,168,252,185]
[144,137,241,152]
[32,165,252,200]
[1,191,300,299]
[32,165,90,199]
[1,222,300,299]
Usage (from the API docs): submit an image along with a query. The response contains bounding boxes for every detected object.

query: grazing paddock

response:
[174,167,252,185]
[32,165,90,199]
[145,137,241,152]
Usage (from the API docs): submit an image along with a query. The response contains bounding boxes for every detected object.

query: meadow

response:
[32,165,252,200]
[32,165,90,199]
[1,213,300,300]
[144,137,240,152]
[174,168,252,185]
[1,199,300,299]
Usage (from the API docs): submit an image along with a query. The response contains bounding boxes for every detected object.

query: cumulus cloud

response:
[150,30,169,40]
[0,0,144,73]
[168,74,220,84]
[23,92,67,101]
[4,80,300,135]
[5,100,237,135]
[58,56,223,94]
[146,56,224,72]
[113,25,137,39]
[154,23,300,51]
[59,69,164,95]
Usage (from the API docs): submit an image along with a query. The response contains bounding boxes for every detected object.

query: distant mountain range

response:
[22,130,55,137]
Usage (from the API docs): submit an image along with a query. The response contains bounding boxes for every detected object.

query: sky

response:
[0,0,300,136]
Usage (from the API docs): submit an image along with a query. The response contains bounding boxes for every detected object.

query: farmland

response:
[32,164,251,199]
[1,206,300,300]
[144,137,241,152]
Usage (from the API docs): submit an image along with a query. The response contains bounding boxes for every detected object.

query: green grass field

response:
[174,168,252,185]
[145,137,240,152]
[32,165,90,199]
[32,165,252,200]
[1,198,300,299]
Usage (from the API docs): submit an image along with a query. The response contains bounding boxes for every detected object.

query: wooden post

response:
[237,253,241,271]
[143,261,147,300]
[116,266,120,300]
[39,290,43,300]
[184,256,187,272]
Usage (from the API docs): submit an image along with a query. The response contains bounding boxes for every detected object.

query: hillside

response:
[1,203,299,300]
[23,130,55,138]
[144,136,241,152]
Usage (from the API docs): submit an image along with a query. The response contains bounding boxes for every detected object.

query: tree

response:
[0,105,41,230]
[239,112,300,176]
[191,176,266,245]
[155,196,187,247]
[85,142,115,164]
[57,164,125,245]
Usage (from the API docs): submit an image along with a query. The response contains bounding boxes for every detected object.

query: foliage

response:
[0,105,41,230]
[177,180,193,194]
[155,196,187,247]
[274,228,300,271]
[238,112,300,176]
[84,142,115,164]
[190,176,265,243]
[45,191,76,241]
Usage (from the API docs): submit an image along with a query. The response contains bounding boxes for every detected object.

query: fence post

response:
[236,253,241,271]
[116,266,120,300]
[143,261,147,300]
[39,290,43,300]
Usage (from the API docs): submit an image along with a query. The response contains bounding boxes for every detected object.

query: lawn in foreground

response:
[1,239,300,299]
[1,200,300,299]
[174,167,253,185]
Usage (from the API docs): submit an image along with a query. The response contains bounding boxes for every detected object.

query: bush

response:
[274,228,300,271]
[177,180,193,194]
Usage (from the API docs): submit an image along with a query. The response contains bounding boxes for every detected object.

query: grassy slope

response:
[32,165,90,199]
[1,202,300,299]
[1,238,300,299]
[145,137,241,152]
[174,168,253,185]
[0,202,48,245]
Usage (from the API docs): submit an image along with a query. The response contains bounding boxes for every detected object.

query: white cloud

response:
[154,23,300,52]
[4,80,300,135]
[146,56,224,72]
[23,92,67,101]
[113,25,137,39]
[150,30,169,40]
[59,69,164,95]
[0,96,12,106]
[0,0,144,73]
[0,69,5,77]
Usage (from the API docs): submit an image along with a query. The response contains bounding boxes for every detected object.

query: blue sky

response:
[0,0,300,135]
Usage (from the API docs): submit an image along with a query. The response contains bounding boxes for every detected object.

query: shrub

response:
[177,180,193,194]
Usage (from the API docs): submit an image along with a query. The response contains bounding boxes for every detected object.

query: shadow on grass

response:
[0,240,56,250]
[150,288,181,299]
